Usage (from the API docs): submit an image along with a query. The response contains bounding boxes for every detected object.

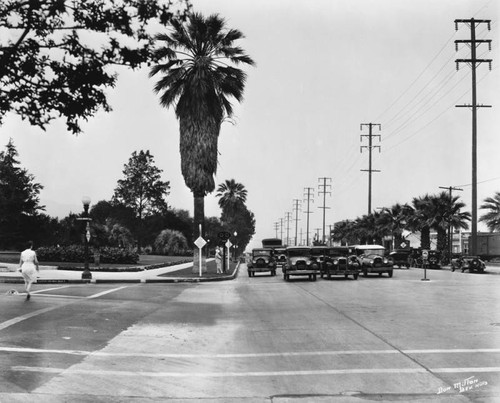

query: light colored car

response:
[353,245,393,278]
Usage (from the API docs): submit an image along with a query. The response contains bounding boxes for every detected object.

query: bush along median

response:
[37,245,139,265]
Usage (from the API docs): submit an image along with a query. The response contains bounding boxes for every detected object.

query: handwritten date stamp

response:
[437,376,488,394]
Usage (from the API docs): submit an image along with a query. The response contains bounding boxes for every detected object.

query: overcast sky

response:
[2,0,499,250]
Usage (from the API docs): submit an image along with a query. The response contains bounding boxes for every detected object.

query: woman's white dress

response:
[20,249,38,282]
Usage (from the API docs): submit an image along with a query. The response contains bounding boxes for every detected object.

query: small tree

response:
[154,229,188,255]
[112,150,170,252]
[0,139,44,248]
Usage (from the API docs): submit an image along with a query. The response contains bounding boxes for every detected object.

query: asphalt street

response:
[0,266,499,402]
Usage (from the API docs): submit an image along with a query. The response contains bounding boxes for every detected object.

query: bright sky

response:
[2,0,499,251]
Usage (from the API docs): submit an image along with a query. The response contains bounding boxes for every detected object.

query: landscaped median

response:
[0,258,240,284]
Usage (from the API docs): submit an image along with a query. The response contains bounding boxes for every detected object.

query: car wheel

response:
[388,270,393,278]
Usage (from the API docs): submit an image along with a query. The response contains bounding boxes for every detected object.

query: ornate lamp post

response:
[81,196,92,280]
[233,231,238,261]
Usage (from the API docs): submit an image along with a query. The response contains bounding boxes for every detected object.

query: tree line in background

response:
[331,191,500,259]
[0,140,255,258]
[0,2,255,272]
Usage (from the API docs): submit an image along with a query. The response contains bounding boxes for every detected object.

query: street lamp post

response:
[81,196,92,280]
[233,231,238,261]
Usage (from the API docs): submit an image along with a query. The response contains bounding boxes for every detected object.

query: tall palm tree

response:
[380,203,413,250]
[149,13,255,272]
[479,192,500,231]
[216,179,248,215]
[409,194,432,249]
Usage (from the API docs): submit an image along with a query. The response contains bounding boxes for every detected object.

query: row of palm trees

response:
[332,190,500,255]
[332,191,471,255]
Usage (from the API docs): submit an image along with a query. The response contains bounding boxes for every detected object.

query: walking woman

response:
[18,241,39,300]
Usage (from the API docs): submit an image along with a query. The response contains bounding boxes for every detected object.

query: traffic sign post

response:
[421,249,430,281]
[194,224,207,277]
[225,240,232,274]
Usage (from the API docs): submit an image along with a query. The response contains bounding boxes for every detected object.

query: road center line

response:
[10,366,500,377]
[1,347,499,358]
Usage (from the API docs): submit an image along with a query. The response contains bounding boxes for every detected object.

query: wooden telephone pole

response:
[455,18,492,255]
[360,123,381,214]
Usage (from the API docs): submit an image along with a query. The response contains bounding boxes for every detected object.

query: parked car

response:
[389,249,411,269]
[247,248,277,277]
[274,247,287,271]
[353,245,393,277]
[451,255,486,273]
[283,246,319,281]
[320,246,359,280]
[408,248,441,269]
[310,246,328,271]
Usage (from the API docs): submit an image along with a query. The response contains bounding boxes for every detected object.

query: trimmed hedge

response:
[37,245,139,264]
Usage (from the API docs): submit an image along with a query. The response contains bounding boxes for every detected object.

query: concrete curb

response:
[0,262,241,284]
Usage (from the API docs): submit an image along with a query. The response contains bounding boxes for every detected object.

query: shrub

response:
[37,245,139,264]
[154,229,189,255]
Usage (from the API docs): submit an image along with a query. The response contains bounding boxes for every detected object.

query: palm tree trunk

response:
[192,194,207,274]
[420,226,431,249]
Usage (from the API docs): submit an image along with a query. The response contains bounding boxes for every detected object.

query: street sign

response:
[218,231,231,240]
[194,236,207,249]
[422,249,429,260]
[225,240,233,249]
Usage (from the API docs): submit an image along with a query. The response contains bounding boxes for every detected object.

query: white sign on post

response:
[194,224,206,277]
[225,240,232,272]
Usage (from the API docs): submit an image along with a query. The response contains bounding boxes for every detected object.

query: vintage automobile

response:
[319,246,359,280]
[389,249,411,269]
[353,245,393,277]
[310,246,328,271]
[283,246,319,281]
[274,247,288,271]
[247,248,277,277]
[451,255,486,273]
[408,248,441,269]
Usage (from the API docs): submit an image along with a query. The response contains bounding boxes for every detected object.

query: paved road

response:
[0,266,498,402]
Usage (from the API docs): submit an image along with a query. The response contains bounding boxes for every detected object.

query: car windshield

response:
[328,248,349,256]
[287,249,310,257]
[310,249,325,256]
[253,250,270,257]
[366,249,385,257]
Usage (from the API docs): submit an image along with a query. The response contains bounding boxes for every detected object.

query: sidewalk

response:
[0,259,240,284]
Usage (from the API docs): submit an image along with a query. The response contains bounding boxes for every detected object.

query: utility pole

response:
[439,186,463,260]
[455,18,492,256]
[328,224,334,246]
[318,177,332,244]
[292,199,301,246]
[279,218,284,244]
[284,212,292,247]
[303,187,315,246]
[273,221,280,239]
[360,123,381,214]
